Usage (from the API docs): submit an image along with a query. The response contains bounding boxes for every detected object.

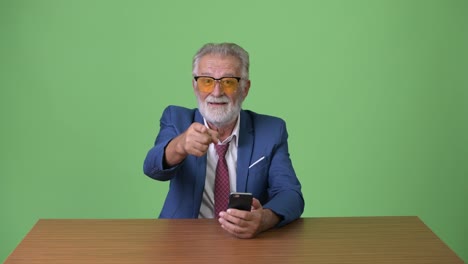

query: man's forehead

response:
[199,54,241,68]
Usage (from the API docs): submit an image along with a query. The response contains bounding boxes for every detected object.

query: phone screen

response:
[228,192,253,211]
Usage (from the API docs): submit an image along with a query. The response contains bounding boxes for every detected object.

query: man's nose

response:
[211,81,224,96]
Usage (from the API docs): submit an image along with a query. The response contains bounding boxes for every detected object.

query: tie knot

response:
[215,142,230,157]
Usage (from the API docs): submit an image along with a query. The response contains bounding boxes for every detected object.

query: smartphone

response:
[228,192,253,211]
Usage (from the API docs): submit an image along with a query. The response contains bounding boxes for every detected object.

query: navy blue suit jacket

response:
[143,105,304,227]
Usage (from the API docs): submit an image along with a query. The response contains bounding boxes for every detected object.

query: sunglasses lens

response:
[197,77,215,92]
[220,78,238,93]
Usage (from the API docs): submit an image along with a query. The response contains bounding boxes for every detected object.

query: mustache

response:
[205,96,230,104]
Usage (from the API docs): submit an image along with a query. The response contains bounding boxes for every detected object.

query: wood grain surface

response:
[5,217,464,264]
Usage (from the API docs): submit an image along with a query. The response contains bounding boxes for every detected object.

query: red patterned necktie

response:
[214,142,230,217]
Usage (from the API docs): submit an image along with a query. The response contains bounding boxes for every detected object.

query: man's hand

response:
[218,198,280,238]
[164,122,218,167]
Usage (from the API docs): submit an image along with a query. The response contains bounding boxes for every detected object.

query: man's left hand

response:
[217,198,279,238]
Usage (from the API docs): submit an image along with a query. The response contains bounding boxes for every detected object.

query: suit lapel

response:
[236,110,254,192]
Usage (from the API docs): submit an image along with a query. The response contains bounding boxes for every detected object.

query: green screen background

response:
[1,0,467,262]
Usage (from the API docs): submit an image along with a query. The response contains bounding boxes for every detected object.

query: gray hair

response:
[192,43,250,89]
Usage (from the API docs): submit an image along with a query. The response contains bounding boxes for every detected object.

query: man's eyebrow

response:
[198,72,212,76]
[197,73,238,77]
[222,73,237,77]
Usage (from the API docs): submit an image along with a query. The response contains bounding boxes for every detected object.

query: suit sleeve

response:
[143,106,183,181]
[262,120,305,227]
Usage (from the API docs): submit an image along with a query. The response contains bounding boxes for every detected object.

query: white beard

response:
[198,95,242,128]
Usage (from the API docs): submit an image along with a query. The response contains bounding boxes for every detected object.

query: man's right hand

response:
[163,122,219,167]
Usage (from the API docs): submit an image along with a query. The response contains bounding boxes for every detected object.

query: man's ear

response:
[242,80,251,99]
[192,79,198,93]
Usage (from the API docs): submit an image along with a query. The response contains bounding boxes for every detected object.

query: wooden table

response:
[5,216,463,264]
